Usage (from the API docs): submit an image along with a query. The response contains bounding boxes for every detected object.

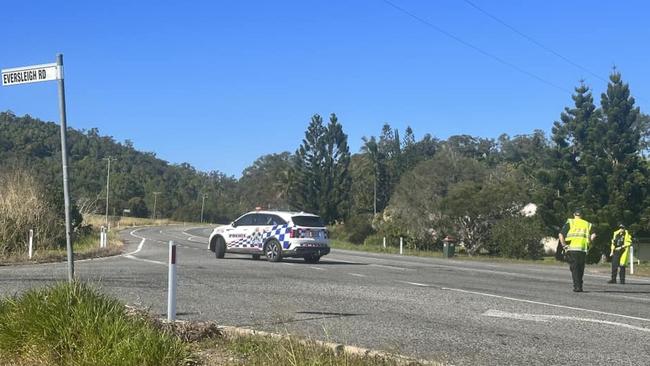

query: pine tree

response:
[599,71,650,235]
[291,114,326,213]
[290,113,351,223]
[545,82,601,231]
[321,113,351,223]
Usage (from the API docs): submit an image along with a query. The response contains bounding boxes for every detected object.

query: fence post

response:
[28,229,34,259]
[383,237,386,249]
[400,237,403,255]
[167,240,177,321]
[630,245,634,275]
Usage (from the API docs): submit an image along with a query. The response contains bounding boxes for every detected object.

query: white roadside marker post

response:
[383,237,386,249]
[28,229,34,259]
[630,245,634,275]
[400,237,403,255]
[167,240,177,321]
[100,226,103,248]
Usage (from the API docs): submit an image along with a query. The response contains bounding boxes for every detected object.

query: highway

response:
[1,225,649,365]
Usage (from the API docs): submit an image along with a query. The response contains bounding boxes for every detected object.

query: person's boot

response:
[607,278,616,284]
[620,267,626,284]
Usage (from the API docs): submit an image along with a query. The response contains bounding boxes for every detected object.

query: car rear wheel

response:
[265,239,283,262]
[304,254,320,264]
[214,237,226,259]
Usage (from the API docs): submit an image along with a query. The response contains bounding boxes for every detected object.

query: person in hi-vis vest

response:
[608,224,632,284]
[558,209,596,292]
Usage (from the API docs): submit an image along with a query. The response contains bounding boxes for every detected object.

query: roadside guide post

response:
[167,241,177,321]
[400,237,403,255]
[28,229,34,259]
[630,245,635,275]
[2,54,74,282]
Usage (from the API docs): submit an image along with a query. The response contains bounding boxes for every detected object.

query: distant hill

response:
[0,111,241,223]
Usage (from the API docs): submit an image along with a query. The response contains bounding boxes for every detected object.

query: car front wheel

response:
[214,237,226,259]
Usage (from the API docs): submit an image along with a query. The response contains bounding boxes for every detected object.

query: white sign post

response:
[2,55,74,283]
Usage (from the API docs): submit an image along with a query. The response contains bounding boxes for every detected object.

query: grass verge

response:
[0,283,430,366]
[84,214,208,229]
[0,282,192,366]
[330,239,650,276]
[197,332,428,366]
[0,228,122,266]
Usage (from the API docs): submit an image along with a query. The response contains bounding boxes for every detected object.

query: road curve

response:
[1,225,649,365]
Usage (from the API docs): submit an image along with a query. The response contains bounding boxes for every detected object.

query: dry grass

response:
[84,214,201,230]
[0,229,123,266]
[0,170,64,256]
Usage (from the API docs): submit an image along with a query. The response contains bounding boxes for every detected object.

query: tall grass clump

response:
[0,169,64,256]
[0,282,191,366]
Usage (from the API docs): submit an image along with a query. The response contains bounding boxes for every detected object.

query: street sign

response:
[2,63,60,86]
[2,55,75,283]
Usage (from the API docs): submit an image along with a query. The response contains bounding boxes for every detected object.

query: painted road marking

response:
[401,281,430,287]
[348,273,367,278]
[483,309,650,333]
[443,287,650,323]
[310,266,325,271]
[370,264,411,271]
[124,254,165,266]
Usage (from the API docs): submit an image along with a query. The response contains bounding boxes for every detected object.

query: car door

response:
[227,214,255,252]
[253,214,287,249]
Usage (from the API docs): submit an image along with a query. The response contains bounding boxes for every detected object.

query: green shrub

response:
[0,282,191,366]
[329,214,375,244]
[489,215,545,259]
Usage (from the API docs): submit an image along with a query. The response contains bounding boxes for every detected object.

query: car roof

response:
[242,210,320,220]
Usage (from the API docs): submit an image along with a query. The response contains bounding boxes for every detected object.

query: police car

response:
[208,210,330,263]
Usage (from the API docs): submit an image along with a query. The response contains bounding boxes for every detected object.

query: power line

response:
[461,0,607,83]
[381,0,570,93]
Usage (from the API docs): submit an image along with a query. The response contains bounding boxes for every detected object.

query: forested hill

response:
[0,111,241,223]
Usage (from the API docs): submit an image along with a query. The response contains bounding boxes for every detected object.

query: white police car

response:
[208,210,330,263]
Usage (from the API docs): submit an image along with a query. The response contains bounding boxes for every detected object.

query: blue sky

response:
[2,0,648,177]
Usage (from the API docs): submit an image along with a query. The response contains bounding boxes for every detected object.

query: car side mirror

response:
[230,222,236,228]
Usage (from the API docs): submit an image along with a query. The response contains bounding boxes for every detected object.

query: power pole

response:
[104,157,113,229]
[152,192,161,220]
[200,194,208,223]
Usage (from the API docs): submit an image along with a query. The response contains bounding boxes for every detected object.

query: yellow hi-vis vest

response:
[566,218,592,252]
[611,229,632,266]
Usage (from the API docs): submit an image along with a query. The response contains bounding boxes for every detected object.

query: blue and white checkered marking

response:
[227,224,292,249]
[263,224,292,249]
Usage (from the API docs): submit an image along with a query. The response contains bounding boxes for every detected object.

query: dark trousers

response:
[567,251,586,290]
[611,250,626,283]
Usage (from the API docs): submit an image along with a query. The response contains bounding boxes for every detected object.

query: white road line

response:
[123,254,165,266]
[443,287,650,323]
[348,273,366,278]
[283,262,296,266]
[483,309,650,333]
[611,294,650,301]
[370,264,411,271]
[401,281,430,287]
[310,266,325,271]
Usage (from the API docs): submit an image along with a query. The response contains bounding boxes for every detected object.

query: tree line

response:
[1,70,648,260]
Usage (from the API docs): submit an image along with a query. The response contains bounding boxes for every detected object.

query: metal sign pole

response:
[56,54,74,282]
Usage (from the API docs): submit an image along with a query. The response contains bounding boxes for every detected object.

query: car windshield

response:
[291,215,325,227]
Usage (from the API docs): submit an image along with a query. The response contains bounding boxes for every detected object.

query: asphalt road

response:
[1,225,649,365]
